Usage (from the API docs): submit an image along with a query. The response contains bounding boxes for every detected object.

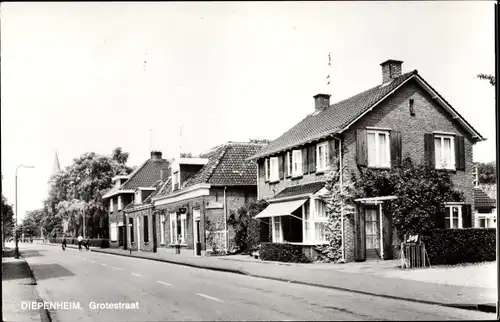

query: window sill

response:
[291,175,303,180]
[283,241,329,246]
[269,180,280,184]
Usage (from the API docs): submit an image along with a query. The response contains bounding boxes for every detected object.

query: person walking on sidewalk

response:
[84,236,90,251]
[77,235,83,251]
[61,235,67,251]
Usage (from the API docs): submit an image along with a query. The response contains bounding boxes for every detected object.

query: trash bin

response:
[196,242,202,256]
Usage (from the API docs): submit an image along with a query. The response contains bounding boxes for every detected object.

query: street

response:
[16,243,495,321]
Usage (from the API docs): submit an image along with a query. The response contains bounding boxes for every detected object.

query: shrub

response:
[227,199,269,254]
[423,228,496,265]
[259,242,311,263]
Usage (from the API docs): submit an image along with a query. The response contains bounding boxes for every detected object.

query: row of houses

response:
[102,59,496,262]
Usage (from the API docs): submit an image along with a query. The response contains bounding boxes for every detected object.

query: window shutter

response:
[328,139,336,167]
[263,159,269,182]
[356,130,367,166]
[308,145,316,173]
[390,131,402,167]
[462,204,472,228]
[278,155,284,180]
[424,134,435,168]
[259,160,265,180]
[302,147,308,174]
[455,135,465,171]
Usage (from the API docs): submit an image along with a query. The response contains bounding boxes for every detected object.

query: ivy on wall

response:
[315,157,356,263]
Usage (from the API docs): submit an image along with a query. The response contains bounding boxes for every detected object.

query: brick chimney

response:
[151,151,162,161]
[380,59,403,83]
[313,94,331,112]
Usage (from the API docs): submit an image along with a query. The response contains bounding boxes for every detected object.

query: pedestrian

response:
[77,235,83,251]
[61,235,67,251]
[85,236,90,251]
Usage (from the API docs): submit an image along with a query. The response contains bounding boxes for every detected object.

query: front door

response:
[365,207,380,259]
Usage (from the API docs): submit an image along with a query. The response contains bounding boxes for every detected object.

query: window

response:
[110,198,114,213]
[476,214,496,228]
[316,141,329,172]
[264,158,271,181]
[286,152,292,176]
[169,213,177,244]
[178,213,187,244]
[314,200,327,242]
[367,130,390,168]
[272,216,283,242]
[409,99,415,116]
[269,157,279,182]
[292,150,303,176]
[445,205,462,229]
[303,199,327,243]
[160,215,165,244]
[144,215,149,242]
[118,196,122,210]
[110,223,118,241]
[435,135,455,170]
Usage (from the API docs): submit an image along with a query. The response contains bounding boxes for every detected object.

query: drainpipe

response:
[334,136,345,263]
[224,186,228,254]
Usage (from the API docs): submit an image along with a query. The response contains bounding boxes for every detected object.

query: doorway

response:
[365,207,380,259]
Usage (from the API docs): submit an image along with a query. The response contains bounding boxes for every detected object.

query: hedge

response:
[259,242,311,263]
[49,238,110,249]
[422,228,496,265]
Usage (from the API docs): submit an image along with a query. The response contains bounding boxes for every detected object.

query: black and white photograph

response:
[1,1,497,321]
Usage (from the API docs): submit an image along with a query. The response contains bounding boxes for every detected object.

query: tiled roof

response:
[125,178,171,211]
[251,71,418,159]
[155,142,266,198]
[121,158,170,190]
[474,188,496,209]
[274,181,326,199]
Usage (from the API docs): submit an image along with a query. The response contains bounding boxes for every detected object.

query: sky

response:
[1,1,496,222]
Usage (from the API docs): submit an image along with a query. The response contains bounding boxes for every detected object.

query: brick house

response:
[102,151,170,249]
[151,142,265,256]
[249,59,485,262]
[474,187,497,228]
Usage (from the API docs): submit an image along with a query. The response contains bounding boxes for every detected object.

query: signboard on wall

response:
[405,234,421,245]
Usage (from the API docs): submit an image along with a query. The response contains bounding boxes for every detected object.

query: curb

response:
[42,243,496,314]
[18,252,53,322]
[90,248,249,276]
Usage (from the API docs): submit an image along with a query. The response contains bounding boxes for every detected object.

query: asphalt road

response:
[18,243,495,321]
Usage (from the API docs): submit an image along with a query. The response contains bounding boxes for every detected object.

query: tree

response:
[2,195,15,242]
[353,157,463,240]
[20,209,46,239]
[44,147,135,238]
[476,161,496,184]
[476,74,495,86]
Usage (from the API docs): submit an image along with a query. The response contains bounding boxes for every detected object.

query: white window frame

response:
[434,135,456,170]
[316,141,330,172]
[269,157,279,182]
[169,213,177,244]
[445,205,463,229]
[272,216,283,243]
[303,199,328,244]
[110,198,114,213]
[366,130,391,168]
[292,150,303,176]
[286,152,292,176]
[110,223,118,242]
[160,214,166,244]
[118,196,122,210]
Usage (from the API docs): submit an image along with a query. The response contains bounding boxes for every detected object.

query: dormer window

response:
[292,150,303,176]
[172,171,180,191]
[135,190,142,205]
[316,141,329,172]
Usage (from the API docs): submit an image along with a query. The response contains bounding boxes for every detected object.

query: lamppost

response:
[15,165,35,259]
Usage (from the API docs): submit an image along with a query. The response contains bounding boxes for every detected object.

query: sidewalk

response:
[2,247,51,322]
[59,244,495,313]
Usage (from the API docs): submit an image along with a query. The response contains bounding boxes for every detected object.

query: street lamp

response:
[15,165,35,259]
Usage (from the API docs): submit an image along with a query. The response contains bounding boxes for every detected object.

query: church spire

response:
[51,151,61,176]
